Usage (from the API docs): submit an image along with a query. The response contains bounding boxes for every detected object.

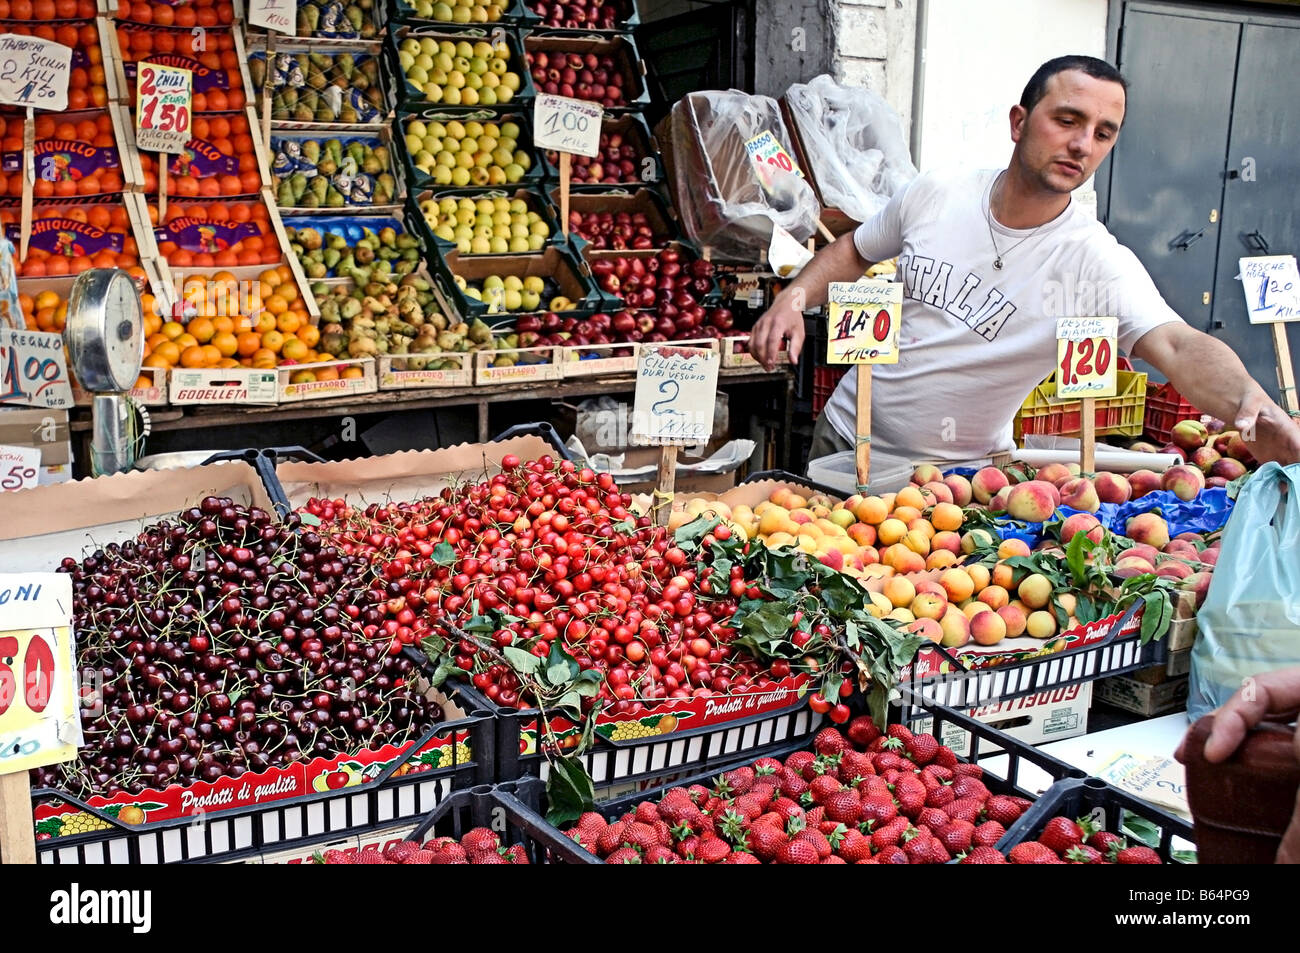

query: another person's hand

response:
[749,297,805,370]
[1235,392,1300,465]
[1175,667,1300,863]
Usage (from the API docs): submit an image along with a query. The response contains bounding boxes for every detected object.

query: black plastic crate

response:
[740,468,842,499]
[35,684,495,865]
[995,777,1196,864]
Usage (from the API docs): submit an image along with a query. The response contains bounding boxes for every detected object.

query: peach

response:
[854,496,890,525]
[1125,512,1170,549]
[1006,480,1061,522]
[867,590,894,617]
[1128,469,1163,499]
[1162,464,1206,502]
[977,584,1010,610]
[1212,431,1237,456]
[848,523,878,548]
[923,481,954,505]
[915,580,947,598]
[1171,419,1209,453]
[905,617,944,643]
[1017,573,1053,609]
[996,604,1028,638]
[790,509,814,525]
[859,545,880,566]
[1225,432,1257,466]
[887,607,917,625]
[964,601,994,620]
[912,464,944,486]
[1035,462,1075,487]
[829,507,858,529]
[1125,543,1162,564]
[907,518,937,539]
[988,486,1012,514]
[1184,570,1214,608]
[1059,477,1100,513]
[1095,471,1132,505]
[1129,441,1160,454]
[972,466,1009,504]
[1025,610,1058,639]
[1055,592,1077,616]
[966,564,990,592]
[884,545,927,574]
[997,538,1032,559]
[1060,512,1104,545]
[877,518,908,545]
[927,550,959,570]
[991,561,1025,591]
[1198,547,1220,567]
[1211,457,1247,481]
[895,485,926,511]
[970,610,1008,646]
[883,576,917,609]
[944,474,973,507]
[939,568,976,603]
[1191,446,1221,473]
[930,502,964,533]
[939,609,971,648]
[1205,476,1226,489]
[1161,444,1187,462]
[1155,559,1194,580]
[818,549,845,571]
[931,531,962,555]
[758,506,793,537]
[1114,555,1158,578]
[960,528,997,554]
[911,593,949,621]
[1004,462,1036,485]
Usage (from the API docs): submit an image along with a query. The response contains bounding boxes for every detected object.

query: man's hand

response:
[1234,391,1300,468]
[1175,667,1300,864]
[750,296,805,369]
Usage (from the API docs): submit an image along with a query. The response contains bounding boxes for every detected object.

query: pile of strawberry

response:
[1007,816,1163,864]
[564,722,1037,864]
[319,827,530,864]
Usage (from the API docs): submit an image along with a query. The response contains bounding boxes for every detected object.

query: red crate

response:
[1144,380,1202,443]
[812,365,848,416]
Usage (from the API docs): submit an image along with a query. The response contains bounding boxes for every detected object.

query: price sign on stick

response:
[826,280,904,491]
[744,129,804,195]
[0,327,73,409]
[0,573,79,865]
[0,35,72,112]
[1239,255,1300,414]
[534,94,602,236]
[1057,316,1117,473]
[135,61,192,154]
[0,444,39,491]
[248,0,296,33]
[631,345,719,526]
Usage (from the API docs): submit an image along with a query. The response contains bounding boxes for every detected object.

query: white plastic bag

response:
[784,74,917,224]
[667,90,820,261]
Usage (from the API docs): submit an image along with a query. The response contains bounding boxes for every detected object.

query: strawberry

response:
[405,850,438,864]
[861,775,892,798]
[1008,842,1064,864]
[847,715,881,747]
[733,793,766,821]
[676,834,700,858]
[809,774,843,804]
[597,822,629,855]
[905,733,940,765]
[695,836,732,863]
[959,845,1007,864]
[918,771,943,793]
[1039,817,1085,856]
[750,781,778,805]
[824,788,862,823]
[937,820,974,853]
[886,723,914,744]
[952,762,984,778]
[795,828,833,859]
[820,854,847,863]
[605,847,643,864]
[951,776,990,802]
[725,851,761,863]
[882,768,902,785]
[785,750,816,776]
[753,757,783,774]
[469,849,507,864]
[625,821,660,853]
[830,827,869,862]
[839,750,875,784]
[425,836,458,851]
[917,807,950,831]
[871,816,910,850]
[1088,830,1125,858]
[875,845,908,864]
[983,795,1024,827]
[771,796,804,822]
[461,827,500,852]
[893,775,927,818]
[1116,845,1162,864]
[1066,844,1104,864]
[804,806,826,827]
[902,830,935,863]
[933,746,960,768]
[652,820,672,847]
[1009,796,1034,812]
[924,784,956,809]
[687,784,711,802]
[776,838,821,864]
[926,839,952,864]
[748,823,789,860]
[503,844,529,864]
[356,849,387,864]
[384,841,420,863]
[644,844,678,864]
[756,811,786,829]
[873,751,907,772]
[860,793,898,825]
[779,770,810,799]
[814,726,851,755]
[431,842,468,863]
[575,811,608,833]
[724,766,756,794]
[973,820,1006,847]
[635,801,660,824]
[923,763,955,783]
[946,797,984,823]
[323,849,353,864]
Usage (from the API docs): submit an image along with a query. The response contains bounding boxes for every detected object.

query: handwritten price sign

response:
[248,0,296,34]
[744,129,804,195]
[1056,316,1117,398]
[533,94,602,158]
[0,327,73,409]
[0,574,80,775]
[136,61,192,155]
[1239,255,1300,325]
[826,280,902,364]
[631,345,719,445]
[0,444,39,491]
[0,34,72,112]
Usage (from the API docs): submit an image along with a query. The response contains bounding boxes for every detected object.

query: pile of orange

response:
[0,113,124,199]
[118,24,246,112]
[0,23,107,111]
[1,204,139,277]
[0,0,97,17]
[141,266,325,372]
[116,0,235,27]
[151,200,280,268]
[139,113,263,197]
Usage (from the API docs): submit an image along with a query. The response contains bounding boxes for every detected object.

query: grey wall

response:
[753,0,835,96]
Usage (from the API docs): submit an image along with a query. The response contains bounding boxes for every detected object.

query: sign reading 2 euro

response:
[1056,316,1118,399]
[826,280,902,364]
[631,345,720,445]
[0,34,72,112]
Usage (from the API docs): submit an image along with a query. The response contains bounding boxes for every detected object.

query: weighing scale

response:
[63,269,145,475]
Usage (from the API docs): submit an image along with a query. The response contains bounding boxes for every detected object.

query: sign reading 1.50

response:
[138,65,190,132]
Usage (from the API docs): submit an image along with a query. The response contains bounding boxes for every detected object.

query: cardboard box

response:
[277,358,377,403]
[39,462,74,486]
[1166,590,1198,652]
[169,367,279,406]
[0,409,71,465]
[377,354,474,390]
[915,683,1092,757]
[1095,673,1190,716]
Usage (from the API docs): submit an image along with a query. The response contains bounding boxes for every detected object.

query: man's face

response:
[1010,69,1126,193]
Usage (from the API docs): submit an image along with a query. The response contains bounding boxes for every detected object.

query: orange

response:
[173,333,199,350]
[264,294,289,316]
[253,312,276,334]
[280,338,308,362]
[260,330,285,354]
[341,366,364,380]
[296,324,320,348]
[275,311,300,334]
[201,344,222,366]
[235,332,262,357]
[153,340,181,365]
[187,316,215,343]
[211,332,238,358]
[180,346,208,369]
[142,353,171,369]
[160,320,185,340]
[211,316,235,335]
[314,366,340,382]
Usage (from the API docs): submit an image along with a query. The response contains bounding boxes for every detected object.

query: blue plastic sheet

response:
[984,489,1235,547]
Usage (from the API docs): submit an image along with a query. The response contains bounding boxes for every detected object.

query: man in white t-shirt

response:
[750,55,1300,469]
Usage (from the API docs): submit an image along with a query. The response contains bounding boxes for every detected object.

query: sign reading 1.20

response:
[1058,335,1112,387]
[1055,316,1118,398]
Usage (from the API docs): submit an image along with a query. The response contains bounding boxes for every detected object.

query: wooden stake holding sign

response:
[135,61,193,220]
[0,574,81,865]
[825,280,903,490]
[631,344,721,526]
[1056,316,1119,474]
[0,34,73,259]
[1238,255,1300,415]
[247,0,296,175]
[533,94,603,236]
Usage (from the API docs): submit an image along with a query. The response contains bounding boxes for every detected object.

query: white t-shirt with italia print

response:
[821,167,1183,465]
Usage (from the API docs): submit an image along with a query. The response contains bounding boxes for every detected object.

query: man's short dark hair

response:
[1020,56,1128,113]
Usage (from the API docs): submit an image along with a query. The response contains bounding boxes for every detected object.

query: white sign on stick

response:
[0,444,39,492]
[1056,316,1118,399]
[1239,256,1300,324]
[0,328,73,410]
[0,35,72,112]
[533,94,603,158]
[248,0,296,34]
[631,345,720,445]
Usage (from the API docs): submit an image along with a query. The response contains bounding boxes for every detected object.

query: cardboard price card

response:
[248,0,296,34]
[0,574,81,776]
[1239,255,1300,324]
[0,35,72,112]
[0,444,39,491]
[1056,316,1118,399]
[826,280,903,364]
[744,129,804,195]
[0,327,73,410]
[136,62,193,155]
[630,345,720,445]
[533,94,603,158]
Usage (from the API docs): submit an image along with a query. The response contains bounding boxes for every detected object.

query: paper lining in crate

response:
[473,344,560,384]
[377,352,474,389]
[559,340,638,378]
[277,356,377,402]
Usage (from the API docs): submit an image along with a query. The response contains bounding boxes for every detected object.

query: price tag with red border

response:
[0,573,80,775]
[1056,316,1118,399]
[136,61,192,155]
[826,280,902,364]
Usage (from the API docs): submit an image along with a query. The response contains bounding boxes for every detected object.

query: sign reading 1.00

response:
[533,93,602,158]
[1056,316,1118,398]
[136,61,192,155]
[826,280,903,365]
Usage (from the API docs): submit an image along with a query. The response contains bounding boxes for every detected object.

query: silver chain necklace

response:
[985,172,1045,270]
